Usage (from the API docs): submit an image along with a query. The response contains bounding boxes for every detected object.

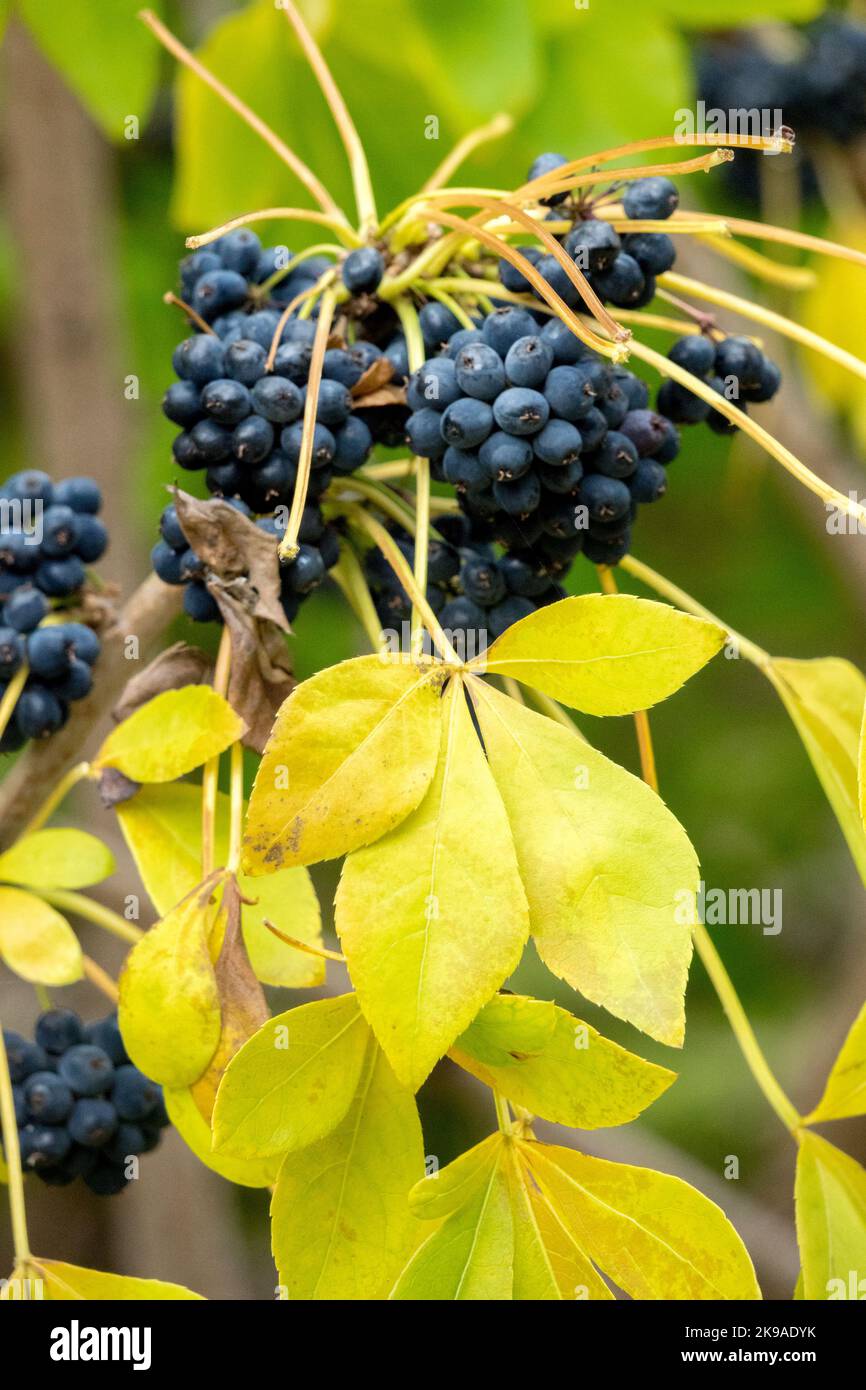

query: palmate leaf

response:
[0,829,114,891]
[469,679,697,1045]
[271,1034,424,1301]
[243,655,444,874]
[393,1134,759,1300]
[806,1000,866,1123]
[118,881,222,1088]
[795,1132,866,1300]
[0,888,82,986]
[766,657,866,887]
[117,783,323,989]
[95,686,244,784]
[213,994,369,1160]
[335,677,529,1090]
[451,993,676,1128]
[469,594,725,715]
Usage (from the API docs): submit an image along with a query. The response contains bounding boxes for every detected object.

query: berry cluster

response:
[0,471,107,600]
[518,160,680,312]
[160,228,403,617]
[698,16,866,159]
[405,305,678,573]
[365,515,565,654]
[658,333,781,434]
[0,471,106,748]
[151,496,340,625]
[3,1010,170,1198]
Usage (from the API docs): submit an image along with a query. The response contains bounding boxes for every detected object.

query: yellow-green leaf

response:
[452,994,675,1128]
[470,680,696,1045]
[767,657,866,886]
[25,1260,203,1301]
[271,1036,424,1300]
[0,829,114,891]
[807,1000,866,1123]
[336,677,529,1090]
[525,1141,760,1300]
[117,783,323,988]
[409,1134,503,1221]
[392,1138,514,1300]
[118,883,221,1087]
[212,994,369,1159]
[471,594,724,715]
[243,654,443,873]
[859,699,866,832]
[95,687,244,783]
[163,1086,281,1189]
[795,1132,866,1300]
[0,888,83,985]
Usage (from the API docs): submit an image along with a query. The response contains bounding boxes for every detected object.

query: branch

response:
[0,573,182,849]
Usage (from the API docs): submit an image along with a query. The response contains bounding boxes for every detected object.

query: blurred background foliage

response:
[1,0,865,1299]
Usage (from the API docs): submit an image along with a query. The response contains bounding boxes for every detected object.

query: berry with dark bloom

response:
[342,246,385,295]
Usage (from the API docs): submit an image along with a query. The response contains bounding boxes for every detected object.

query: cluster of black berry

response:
[405,304,678,573]
[159,229,408,619]
[3,1010,170,1198]
[658,333,781,433]
[697,16,866,166]
[365,514,565,654]
[0,471,105,747]
[517,158,680,311]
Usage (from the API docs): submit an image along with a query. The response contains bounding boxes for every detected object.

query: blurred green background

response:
[1,0,865,1300]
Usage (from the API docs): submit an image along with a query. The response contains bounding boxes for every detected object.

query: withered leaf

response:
[112,642,213,724]
[351,356,396,399]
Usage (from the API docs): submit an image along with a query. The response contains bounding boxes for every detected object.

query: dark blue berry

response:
[622,231,676,275]
[454,343,507,401]
[622,177,679,220]
[191,269,249,321]
[441,398,494,449]
[668,334,716,378]
[307,378,352,428]
[715,336,764,391]
[52,477,102,515]
[489,595,535,637]
[64,623,100,666]
[630,459,668,502]
[23,1071,74,1123]
[110,1064,160,1121]
[272,342,313,385]
[0,627,24,678]
[493,387,549,436]
[20,1123,71,1169]
[40,505,80,557]
[564,221,621,273]
[36,556,86,597]
[201,379,252,426]
[284,545,325,595]
[172,432,206,471]
[2,471,53,506]
[36,1009,84,1054]
[594,252,647,307]
[332,416,373,473]
[232,415,274,464]
[657,379,711,425]
[54,658,93,702]
[534,254,581,308]
[420,302,463,349]
[493,471,542,517]
[225,338,268,386]
[75,517,108,563]
[443,448,489,491]
[342,247,385,294]
[58,1044,114,1097]
[407,409,448,459]
[173,335,226,385]
[163,380,204,429]
[183,582,221,623]
[461,556,506,607]
[159,505,187,551]
[498,245,541,293]
[218,228,262,275]
[579,473,632,523]
[527,152,569,205]
[322,348,363,389]
[482,306,538,357]
[68,1097,118,1147]
[533,418,583,467]
[504,335,554,388]
[280,421,336,468]
[251,375,303,424]
[16,686,66,739]
[586,430,640,478]
[27,628,72,680]
[479,431,534,481]
[4,1030,48,1082]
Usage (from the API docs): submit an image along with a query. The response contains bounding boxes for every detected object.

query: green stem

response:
[393,298,430,661]
[20,761,91,838]
[0,667,29,744]
[330,547,386,652]
[692,925,801,1133]
[493,1088,513,1134]
[0,1018,32,1265]
[39,890,143,946]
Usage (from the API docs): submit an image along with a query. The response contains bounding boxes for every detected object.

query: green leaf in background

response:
[18,0,163,140]
[0,828,114,891]
[795,1132,866,1300]
[213,993,369,1159]
[806,1000,866,1123]
[451,993,676,1129]
[0,887,82,985]
[271,1037,424,1300]
[117,783,323,988]
[767,656,866,887]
